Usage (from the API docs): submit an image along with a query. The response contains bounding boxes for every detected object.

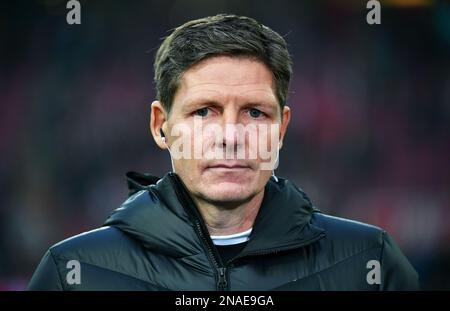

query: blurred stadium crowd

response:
[0,0,449,290]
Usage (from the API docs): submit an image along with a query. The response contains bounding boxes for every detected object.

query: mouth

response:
[205,162,252,171]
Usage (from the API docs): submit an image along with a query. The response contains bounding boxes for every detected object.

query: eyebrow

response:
[180,100,279,117]
[180,94,278,113]
[180,98,220,113]
[241,102,278,114]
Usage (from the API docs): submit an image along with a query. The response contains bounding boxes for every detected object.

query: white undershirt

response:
[210,228,253,246]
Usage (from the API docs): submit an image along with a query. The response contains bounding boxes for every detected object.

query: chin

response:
[200,183,254,204]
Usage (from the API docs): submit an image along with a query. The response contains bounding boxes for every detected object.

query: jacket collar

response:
[240,175,325,256]
[104,172,325,258]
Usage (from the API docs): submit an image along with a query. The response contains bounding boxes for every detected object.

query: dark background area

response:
[0,0,449,290]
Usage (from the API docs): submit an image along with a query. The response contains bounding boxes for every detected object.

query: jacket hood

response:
[104,171,325,258]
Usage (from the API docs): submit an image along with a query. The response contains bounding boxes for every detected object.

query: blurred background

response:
[0,0,449,290]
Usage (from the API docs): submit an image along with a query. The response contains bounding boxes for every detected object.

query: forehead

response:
[173,56,278,106]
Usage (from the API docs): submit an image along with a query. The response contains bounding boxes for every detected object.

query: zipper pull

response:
[217,267,228,290]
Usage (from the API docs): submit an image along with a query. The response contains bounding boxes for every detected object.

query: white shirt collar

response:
[210,228,253,246]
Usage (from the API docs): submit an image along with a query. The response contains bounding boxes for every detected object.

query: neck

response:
[192,190,264,236]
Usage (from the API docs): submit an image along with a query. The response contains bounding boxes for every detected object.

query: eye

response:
[193,107,210,117]
[248,108,264,119]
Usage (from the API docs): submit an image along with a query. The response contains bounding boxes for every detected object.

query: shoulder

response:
[310,212,387,264]
[312,212,385,245]
[29,226,166,290]
[310,212,420,290]
[48,226,140,264]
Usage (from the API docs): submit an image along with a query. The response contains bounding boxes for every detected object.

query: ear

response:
[278,106,291,149]
[150,100,168,149]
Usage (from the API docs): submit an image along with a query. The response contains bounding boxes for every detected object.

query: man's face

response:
[152,56,290,206]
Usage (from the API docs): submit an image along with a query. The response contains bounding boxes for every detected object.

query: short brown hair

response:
[154,14,293,113]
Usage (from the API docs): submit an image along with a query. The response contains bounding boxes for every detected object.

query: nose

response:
[221,109,241,150]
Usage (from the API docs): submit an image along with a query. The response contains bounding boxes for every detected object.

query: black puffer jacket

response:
[28,172,419,290]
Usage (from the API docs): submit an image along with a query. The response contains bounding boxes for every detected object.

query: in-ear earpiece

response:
[160,128,166,142]
[159,128,175,172]
[272,139,282,182]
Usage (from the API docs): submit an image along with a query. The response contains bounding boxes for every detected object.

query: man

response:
[28,14,419,290]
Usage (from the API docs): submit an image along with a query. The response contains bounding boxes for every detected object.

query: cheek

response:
[173,158,202,191]
[200,131,216,154]
[268,124,281,149]
[250,125,279,162]
[176,157,199,172]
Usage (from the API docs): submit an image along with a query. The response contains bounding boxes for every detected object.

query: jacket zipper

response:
[194,220,229,290]
[169,173,229,291]
[217,267,228,290]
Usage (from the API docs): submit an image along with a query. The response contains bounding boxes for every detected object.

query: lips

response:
[206,162,252,170]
